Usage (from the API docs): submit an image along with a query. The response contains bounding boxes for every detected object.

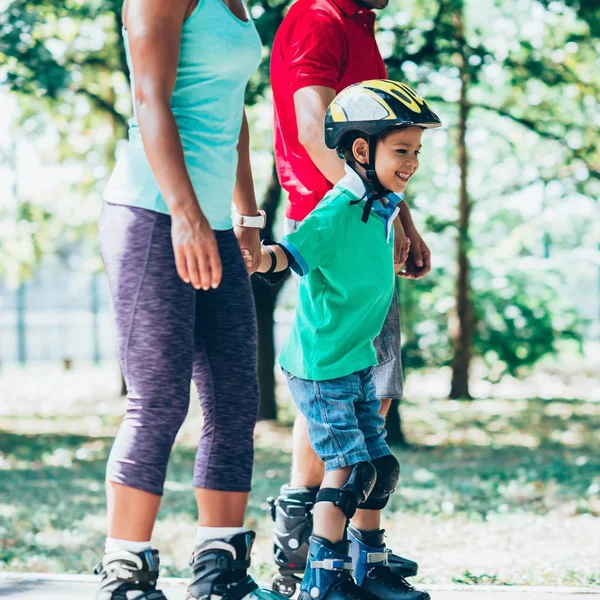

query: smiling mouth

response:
[396,172,412,183]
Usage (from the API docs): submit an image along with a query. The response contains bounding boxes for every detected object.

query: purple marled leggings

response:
[99,202,259,496]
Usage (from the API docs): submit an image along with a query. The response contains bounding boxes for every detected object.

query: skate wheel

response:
[271,575,297,598]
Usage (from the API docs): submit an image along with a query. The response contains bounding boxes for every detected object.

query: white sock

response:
[195,526,245,546]
[105,537,152,555]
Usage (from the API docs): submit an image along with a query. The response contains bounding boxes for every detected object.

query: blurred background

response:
[0,0,599,589]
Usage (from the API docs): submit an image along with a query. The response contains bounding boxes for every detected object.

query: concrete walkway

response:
[0,574,598,599]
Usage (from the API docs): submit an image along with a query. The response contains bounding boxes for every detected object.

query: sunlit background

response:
[0,0,599,589]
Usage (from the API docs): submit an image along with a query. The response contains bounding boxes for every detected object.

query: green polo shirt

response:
[279,168,398,381]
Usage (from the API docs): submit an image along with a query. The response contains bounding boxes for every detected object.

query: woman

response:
[96,0,279,598]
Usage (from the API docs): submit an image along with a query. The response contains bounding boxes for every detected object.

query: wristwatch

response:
[233,210,267,229]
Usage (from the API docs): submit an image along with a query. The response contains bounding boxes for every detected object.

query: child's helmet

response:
[325,80,442,151]
[324,81,442,220]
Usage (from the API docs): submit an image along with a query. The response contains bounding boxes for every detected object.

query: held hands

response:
[234,226,261,275]
[399,228,432,280]
[171,203,222,290]
[394,226,411,273]
[241,245,271,274]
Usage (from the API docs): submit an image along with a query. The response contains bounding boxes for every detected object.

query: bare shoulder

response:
[122,0,196,32]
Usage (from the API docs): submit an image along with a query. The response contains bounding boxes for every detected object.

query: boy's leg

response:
[281,371,378,600]
[348,370,428,600]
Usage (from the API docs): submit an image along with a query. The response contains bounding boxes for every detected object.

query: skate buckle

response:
[366,551,389,565]
[312,558,352,571]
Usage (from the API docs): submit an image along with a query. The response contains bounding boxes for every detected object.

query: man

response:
[268,0,431,596]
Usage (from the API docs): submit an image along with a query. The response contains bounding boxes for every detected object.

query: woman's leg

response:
[190,230,259,522]
[100,203,195,541]
[185,231,280,600]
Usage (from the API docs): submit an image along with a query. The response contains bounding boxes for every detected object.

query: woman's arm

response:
[124,0,222,290]
[233,110,261,273]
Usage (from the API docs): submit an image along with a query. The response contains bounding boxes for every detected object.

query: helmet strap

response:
[355,134,390,223]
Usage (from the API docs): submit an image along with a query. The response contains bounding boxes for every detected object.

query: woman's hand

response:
[234,227,261,274]
[171,203,222,290]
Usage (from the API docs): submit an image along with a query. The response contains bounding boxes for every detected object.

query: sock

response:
[195,526,245,546]
[105,537,152,555]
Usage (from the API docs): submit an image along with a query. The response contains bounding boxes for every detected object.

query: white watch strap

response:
[235,210,266,229]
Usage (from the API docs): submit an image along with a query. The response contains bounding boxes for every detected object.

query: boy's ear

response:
[352,137,369,164]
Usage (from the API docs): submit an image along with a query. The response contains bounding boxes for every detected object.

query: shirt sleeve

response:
[280,197,339,276]
[284,11,348,94]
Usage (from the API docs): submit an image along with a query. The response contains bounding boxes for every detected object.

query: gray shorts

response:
[284,217,403,401]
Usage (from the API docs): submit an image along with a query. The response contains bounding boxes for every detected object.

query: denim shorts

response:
[284,218,404,403]
[283,366,392,472]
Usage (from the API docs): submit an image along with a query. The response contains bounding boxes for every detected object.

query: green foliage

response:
[1,0,598,373]
[401,263,583,380]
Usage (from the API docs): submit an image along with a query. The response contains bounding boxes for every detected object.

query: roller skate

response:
[95,549,167,599]
[268,485,318,597]
[347,526,429,600]
[299,536,379,600]
[186,530,285,600]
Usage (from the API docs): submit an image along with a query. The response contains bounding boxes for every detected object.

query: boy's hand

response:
[393,218,411,272]
[234,226,261,274]
[241,248,253,273]
[394,234,411,272]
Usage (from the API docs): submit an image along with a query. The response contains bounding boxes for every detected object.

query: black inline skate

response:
[268,485,419,597]
[268,485,318,597]
[187,530,286,600]
[95,549,167,600]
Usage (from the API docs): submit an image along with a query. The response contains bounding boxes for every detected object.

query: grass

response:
[0,363,599,587]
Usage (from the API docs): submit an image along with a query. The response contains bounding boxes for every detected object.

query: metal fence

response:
[0,260,114,365]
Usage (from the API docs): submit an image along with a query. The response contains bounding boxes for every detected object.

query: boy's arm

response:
[244,242,295,286]
[256,244,291,274]
[393,217,411,273]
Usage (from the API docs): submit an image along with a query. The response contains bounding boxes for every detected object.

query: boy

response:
[250,80,441,600]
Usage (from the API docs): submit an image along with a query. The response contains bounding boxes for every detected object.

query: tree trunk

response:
[254,159,287,420]
[449,6,473,400]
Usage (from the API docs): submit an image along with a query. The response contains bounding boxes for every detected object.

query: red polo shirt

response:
[271,0,387,221]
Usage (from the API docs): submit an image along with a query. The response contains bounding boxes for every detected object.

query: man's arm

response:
[294,86,346,185]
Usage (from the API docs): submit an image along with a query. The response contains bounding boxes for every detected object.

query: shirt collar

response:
[331,0,367,17]
[337,164,404,240]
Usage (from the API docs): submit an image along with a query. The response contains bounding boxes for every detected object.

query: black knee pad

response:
[360,455,400,510]
[315,461,377,519]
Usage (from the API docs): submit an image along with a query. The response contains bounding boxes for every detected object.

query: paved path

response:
[0,575,598,599]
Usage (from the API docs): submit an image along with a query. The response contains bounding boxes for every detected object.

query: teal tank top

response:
[103,0,262,230]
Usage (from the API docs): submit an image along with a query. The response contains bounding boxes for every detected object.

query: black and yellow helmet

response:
[324,80,442,151]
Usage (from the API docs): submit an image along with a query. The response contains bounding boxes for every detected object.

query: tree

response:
[384,0,598,397]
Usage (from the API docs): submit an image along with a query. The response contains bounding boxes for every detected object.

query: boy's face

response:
[374,127,423,194]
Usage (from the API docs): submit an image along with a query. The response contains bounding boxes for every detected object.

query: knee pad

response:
[360,454,400,510]
[315,461,376,519]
